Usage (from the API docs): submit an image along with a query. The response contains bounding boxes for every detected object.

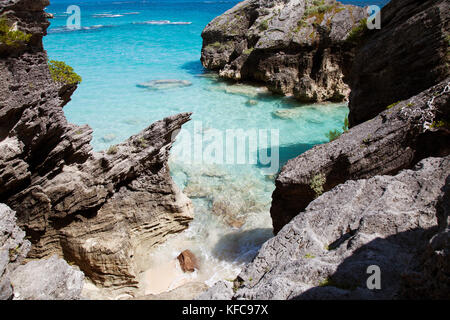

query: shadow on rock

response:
[211,228,273,264]
[291,226,439,300]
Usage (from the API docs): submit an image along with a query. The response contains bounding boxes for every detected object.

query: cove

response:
[44,0,350,298]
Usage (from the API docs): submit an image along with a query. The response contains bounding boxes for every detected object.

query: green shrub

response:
[208,41,222,49]
[294,19,307,32]
[430,120,449,129]
[0,17,32,47]
[107,146,118,155]
[386,101,400,110]
[343,115,349,132]
[310,173,326,198]
[134,137,148,148]
[48,60,82,85]
[243,47,254,55]
[259,19,269,31]
[325,129,342,142]
[346,18,367,43]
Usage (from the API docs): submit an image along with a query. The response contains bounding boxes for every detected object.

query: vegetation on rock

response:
[310,173,326,198]
[48,60,82,85]
[259,19,269,31]
[325,114,349,142]
[0,17,32,47]
[346,18,367,44]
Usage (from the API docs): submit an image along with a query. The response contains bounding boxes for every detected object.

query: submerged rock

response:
[272,109,302,120]
[100,133,116,143]
[0,0,193,292]
[201,0,366,102]
[137,79,192,90]
[182,167,271,228]
[207,83,270,98]
[245,99,259,106]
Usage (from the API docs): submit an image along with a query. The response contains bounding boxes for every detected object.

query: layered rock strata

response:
[0,0,193,291]
[201,156,450,299]
[347,0,450,126]
[201,0,366,102]
[271,78,450,234]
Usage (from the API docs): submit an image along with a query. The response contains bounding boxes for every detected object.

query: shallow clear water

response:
[44,0,386,297]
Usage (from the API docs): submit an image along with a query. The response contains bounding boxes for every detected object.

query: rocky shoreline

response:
[0,0,449,300]
[201,0,366,103]
[199,0,449,299]
[0,0,193,299]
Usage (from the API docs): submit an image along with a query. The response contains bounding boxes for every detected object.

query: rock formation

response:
[10,254,85,300]
[271,78,450,234]
[177,249,198,273]
[347,0,450,126]
[207,156,450,299]
[270,0,449,234]
[0,203,31,300]
[1,203,84,300]
[0,0,193,294]
[198,0,450,300]
[201,0,366,102]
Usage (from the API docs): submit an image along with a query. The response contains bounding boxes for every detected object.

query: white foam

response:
[134,20,192,25]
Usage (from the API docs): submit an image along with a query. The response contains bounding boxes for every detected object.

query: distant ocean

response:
[44,0,390,298]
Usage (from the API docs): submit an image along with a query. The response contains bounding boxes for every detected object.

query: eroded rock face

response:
[401,175,450,299]
[207,156,450,300]
[0,203,31,300]
[10,254,85,300]
[347,0,450,126]
[0,0,193,291]
[201,0,366,102]
[271,78,450,234]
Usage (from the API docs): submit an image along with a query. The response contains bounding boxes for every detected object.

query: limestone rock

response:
[201,0,366,102]
[206,156,450,300]
[195,281,234,300]
[0,0,193,291]
[10,255,84,300]
[134,282,208,300]
[271,78,450,234]
[401,174,450,299]
[177,250,198,273]
[347,0,450,126]
[0,203,31,300]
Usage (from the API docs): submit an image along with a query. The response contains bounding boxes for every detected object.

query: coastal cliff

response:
[201,0,366,102]
[271,0,450,234]
[0,0,193,297]
[199,0,450,300]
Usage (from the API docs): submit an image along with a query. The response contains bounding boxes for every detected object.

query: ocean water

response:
[44,0,388,298]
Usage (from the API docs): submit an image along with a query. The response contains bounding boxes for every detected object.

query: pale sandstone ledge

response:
[0,0,193,296]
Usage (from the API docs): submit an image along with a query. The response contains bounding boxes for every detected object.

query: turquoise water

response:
[44,0,382,298]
